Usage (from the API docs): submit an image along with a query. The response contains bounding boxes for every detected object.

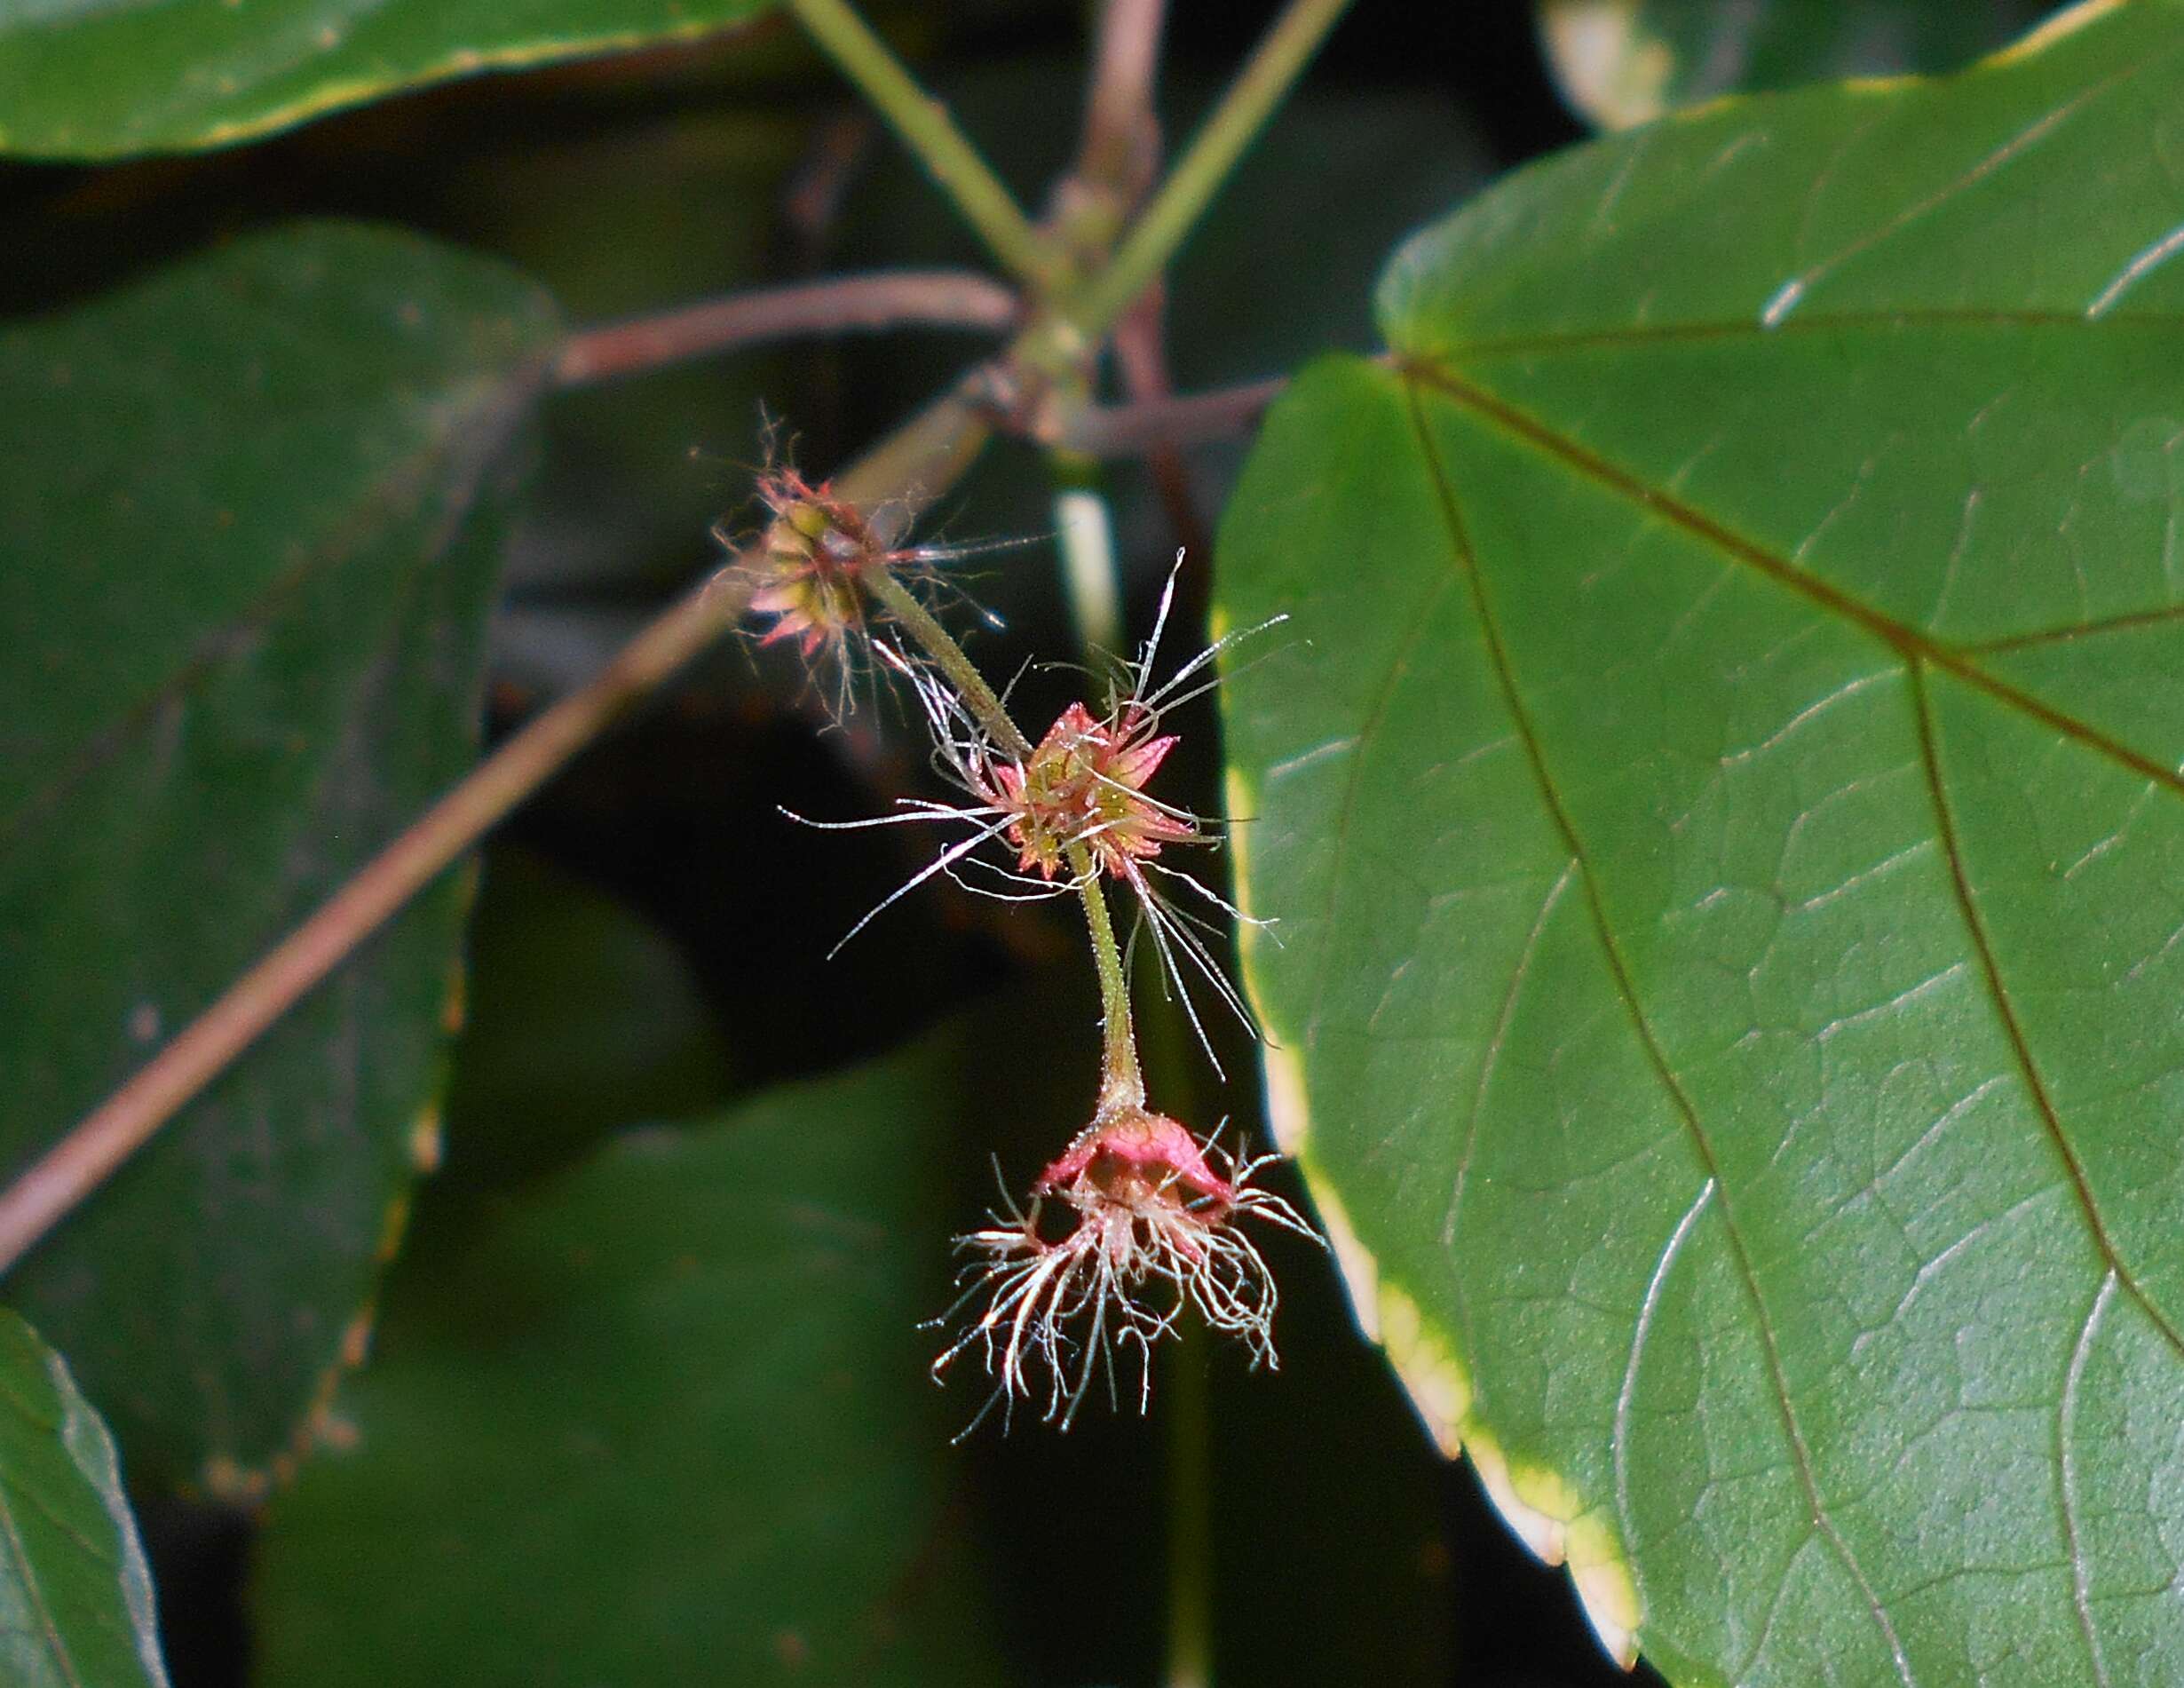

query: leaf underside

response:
[0,222,559,1488]
[0,0,776,159]
[1218,4,2184,1684]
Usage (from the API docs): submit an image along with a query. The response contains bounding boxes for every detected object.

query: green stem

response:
[1071,0,1354,337]
[1070,854,1145,1111]
[861,568,1033,762]
[787,0,1056,288]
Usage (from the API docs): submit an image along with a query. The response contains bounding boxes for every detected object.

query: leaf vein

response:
[1405,363,2184,810]
[1405,380,1920,1688]
[1908,663,2184,1364]
[2059,1270,2119,1688]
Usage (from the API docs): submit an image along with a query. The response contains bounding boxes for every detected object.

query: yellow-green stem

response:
[1072,0,1354,337]
[1070,852,1145,1111]
[1166,1315,1213,1688]
[787,0,1056,289]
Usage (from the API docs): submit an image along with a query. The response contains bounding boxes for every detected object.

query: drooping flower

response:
[931,1102,1315,1433]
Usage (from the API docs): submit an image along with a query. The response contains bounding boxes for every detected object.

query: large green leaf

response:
[0,1312,169,1688]
[249,1029,1002,1686]
[1539,0,2058,127]
[0,0,777,159]
[1217,3,2184,1683]
[0,222,559,1490]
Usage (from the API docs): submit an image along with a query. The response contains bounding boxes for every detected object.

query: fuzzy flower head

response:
[725,464,883,664]
[932,1104,1316,1434]
[992,700,1195,881]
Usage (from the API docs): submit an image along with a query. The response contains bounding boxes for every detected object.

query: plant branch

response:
[787,0,1056,288]
[0,390,993,1278]
[1111,282,1211,558]
[1073,0,1167,206]
[1071,0,1355,337]
[552,271,1019,387]
[1058,374,1287,457]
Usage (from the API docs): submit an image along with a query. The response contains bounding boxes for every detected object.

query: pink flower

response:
[932,1104,1314,1432]
[989,700,1198,881]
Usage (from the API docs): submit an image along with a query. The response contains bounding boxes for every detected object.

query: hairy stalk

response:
[0,391,993,1277]
[553,271,1018,387]
[787,0,1056,288]
[1072,0,1355,337]
[1072,850,1146,1111]
[861,567,1033,761]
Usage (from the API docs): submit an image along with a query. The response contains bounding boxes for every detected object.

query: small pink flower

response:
[725,465,880,667]
[989,700,1198,881]
[931,1104,1315,1433]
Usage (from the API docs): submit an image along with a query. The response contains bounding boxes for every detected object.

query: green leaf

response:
[1539,0,2057,128]
[249,1030,1004,1686]
[0,1312,169,1688]
[0,222,560,1490]
[1217,4,2184,1682]
[0,0,777,159]
[435,848,734,1193]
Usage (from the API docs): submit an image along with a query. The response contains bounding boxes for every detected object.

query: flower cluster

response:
[745,482,1317,1432]
[932,1103,1313,1433]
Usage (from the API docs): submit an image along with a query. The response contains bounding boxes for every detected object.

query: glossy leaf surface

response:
[0,0,775,158]
[0,223,558,1488]
[1539,0,2055,127]
[249,1031,1002,1686]
[1217,4,2184,1681]
[0,1312,169,1688]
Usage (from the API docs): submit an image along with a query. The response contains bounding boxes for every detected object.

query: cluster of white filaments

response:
[930,1105,1316,1434]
